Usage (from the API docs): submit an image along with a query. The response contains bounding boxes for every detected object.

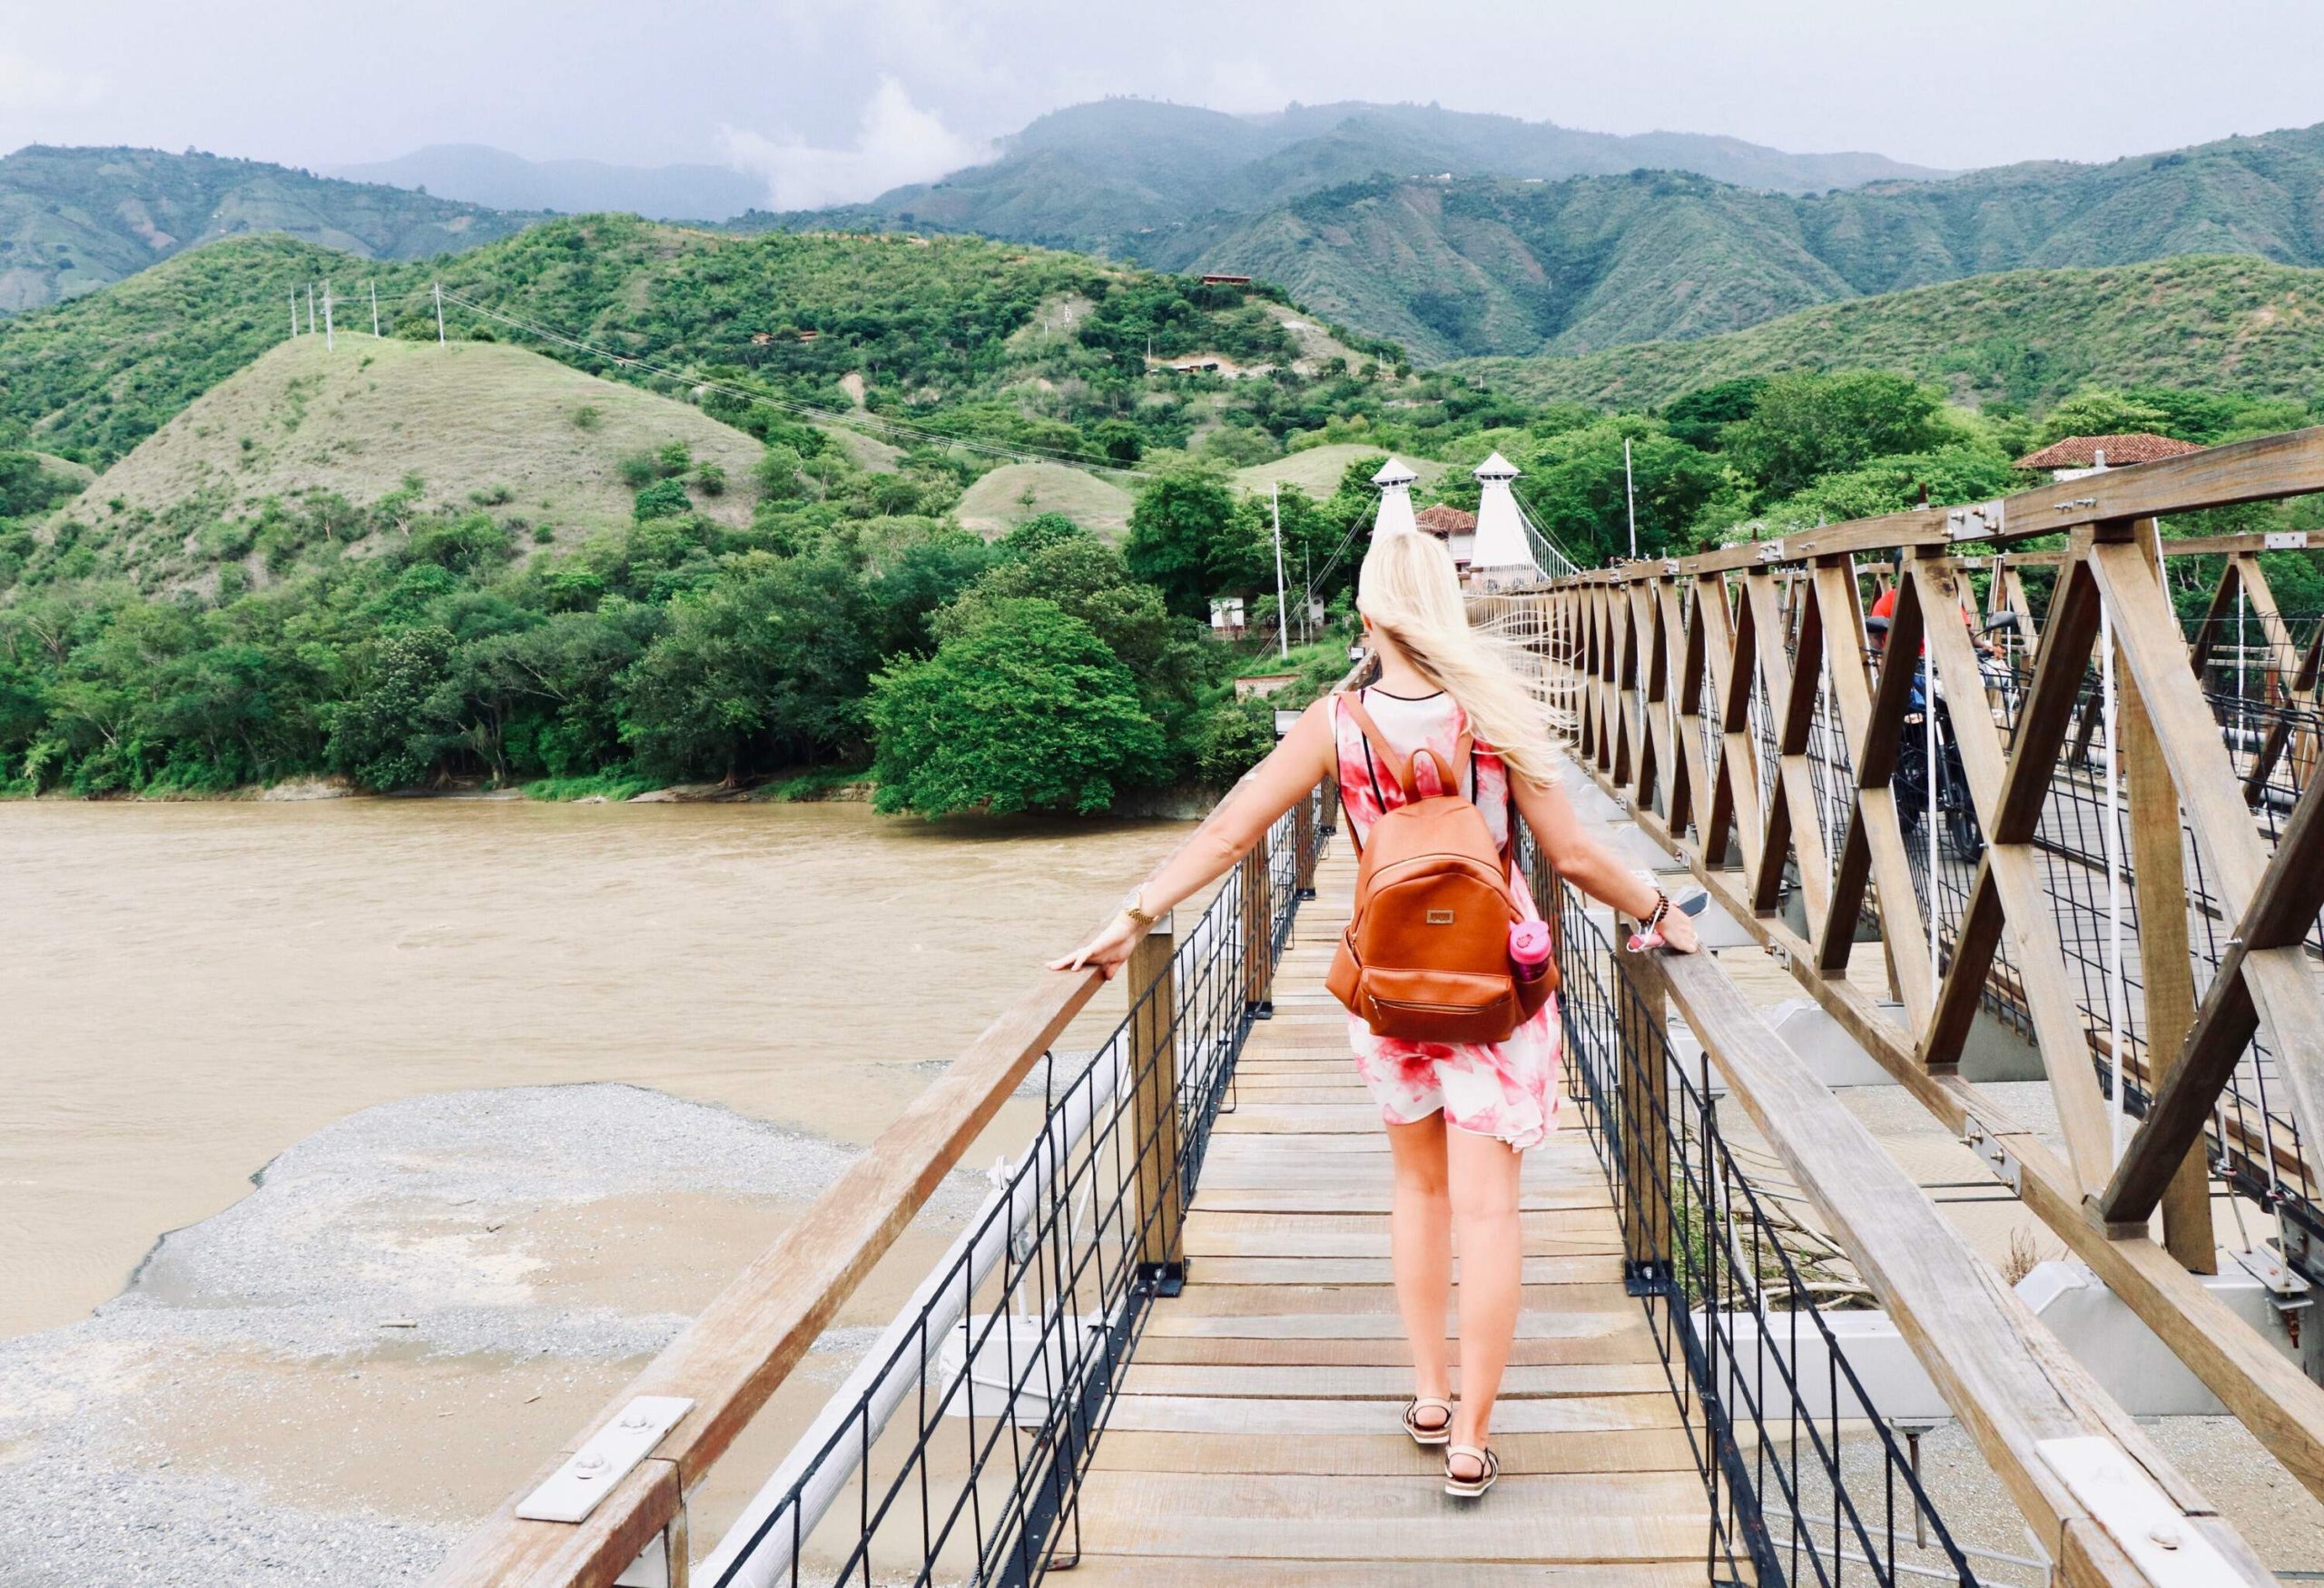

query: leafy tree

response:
[2034,389,2174,447]
[327,626,458,790]
[634,478,693,521]
[1722,371,1946,498]
[1522,420,1723,562]
[1125,468,1236,617]
[616,552,874,782]
[1661,378,1766,451]
[998,512,1087,557]
[1192,694,1276,784]
[869,597,1166,817]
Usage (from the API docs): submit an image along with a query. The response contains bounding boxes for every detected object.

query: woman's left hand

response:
[1048,912,1147,980]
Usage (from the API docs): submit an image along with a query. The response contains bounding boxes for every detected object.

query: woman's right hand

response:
[1048,912,1147,981]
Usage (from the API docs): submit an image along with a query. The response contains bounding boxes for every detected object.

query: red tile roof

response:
[1415,504,1477,535]
[2014,433,2203,470]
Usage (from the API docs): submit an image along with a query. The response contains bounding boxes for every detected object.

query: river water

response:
[0,798,1188,1341]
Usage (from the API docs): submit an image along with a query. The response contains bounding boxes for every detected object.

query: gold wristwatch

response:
[1122,888,1159,929]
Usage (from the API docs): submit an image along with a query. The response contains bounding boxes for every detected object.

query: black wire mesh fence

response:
[1543,860,1990,1587]
[704,802,1313,1588]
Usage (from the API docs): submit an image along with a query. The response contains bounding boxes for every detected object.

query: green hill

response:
[1452,255,2324,411]
[0,144,537,313]
[1132,123,2324,362]
[51,335,768,592]
[954,462,1133,539]
[0,215,1318,475]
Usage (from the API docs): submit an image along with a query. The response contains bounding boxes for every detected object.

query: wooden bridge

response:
[425,429,2324,1588]
[1060,842,1710,1586]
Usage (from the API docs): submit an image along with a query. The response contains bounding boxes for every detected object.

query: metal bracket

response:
[2266,530,2311,550]
[1946,501,2005,540]
[516,1396,694,1524]
[2036,1435,2240,1585]
[1962,1117,2024,1196]
[2233,1244,2312,1305]
[1139,1260,1187,1298]
[1757,540,1787,564]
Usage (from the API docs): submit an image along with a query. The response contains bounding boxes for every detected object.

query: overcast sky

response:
[7,1,2324,208]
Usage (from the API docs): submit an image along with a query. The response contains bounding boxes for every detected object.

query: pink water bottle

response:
[1509,920,1552,982]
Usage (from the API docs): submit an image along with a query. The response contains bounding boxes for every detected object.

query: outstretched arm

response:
[1509,769,1699,953]
[1050,696,1340,979]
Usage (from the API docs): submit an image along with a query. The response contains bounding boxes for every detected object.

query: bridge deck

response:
[1065,847,1712,1585]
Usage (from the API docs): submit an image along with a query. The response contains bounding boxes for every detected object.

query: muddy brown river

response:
[0,797,1188,1342]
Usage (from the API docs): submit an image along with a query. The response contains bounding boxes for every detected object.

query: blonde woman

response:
[1054,530,1698,1495]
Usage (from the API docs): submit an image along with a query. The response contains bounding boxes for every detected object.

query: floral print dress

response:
[1334,687,1563,1150]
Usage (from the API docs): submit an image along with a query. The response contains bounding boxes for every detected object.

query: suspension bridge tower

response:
[1467,450,1542,589]
[1370,456,1420,538]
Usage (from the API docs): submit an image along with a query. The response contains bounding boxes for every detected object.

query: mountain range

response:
[1125,123,2324,362]
[0,144,538,314]
[768,98,1947,249]
[10,103,2324,396]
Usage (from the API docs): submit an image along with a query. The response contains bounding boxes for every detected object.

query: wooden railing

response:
[1495,427,2324,1518]
[427,781,1334,1588]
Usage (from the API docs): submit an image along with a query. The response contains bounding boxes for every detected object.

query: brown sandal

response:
[1403,1396,1452,1447]
[1444,1442,1499,1497]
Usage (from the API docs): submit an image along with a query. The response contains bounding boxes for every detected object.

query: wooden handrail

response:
[427,966,1108,1586]
[431,764,1325,1586]
[1512,451,2324,1506]
[1652,947,2274,1583]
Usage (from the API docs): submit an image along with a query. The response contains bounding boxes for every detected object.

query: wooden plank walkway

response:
[1067,846,1713,1585]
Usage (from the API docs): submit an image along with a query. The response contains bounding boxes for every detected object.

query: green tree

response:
[1660,378,1766,451]
[1125,468,1236,617]
[616,552,874,782]
[1723,371,1946,498]
[1523,420,1723,562]
[326,626,458,790]
[2034,388,2174,447]
[869,598,1166,816]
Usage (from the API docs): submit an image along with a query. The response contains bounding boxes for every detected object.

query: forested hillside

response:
[1455,256,2324,410]
[769,99,1945,252]
[0,145,537,313]
[1137,123,2324,360]
[5,202,2320,813]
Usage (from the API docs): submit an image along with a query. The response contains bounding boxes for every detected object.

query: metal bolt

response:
[2151,1523,2182,1551]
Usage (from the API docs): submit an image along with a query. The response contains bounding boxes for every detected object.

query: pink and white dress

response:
[1334,687,1563,1150]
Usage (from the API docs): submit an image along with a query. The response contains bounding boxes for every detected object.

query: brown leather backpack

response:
[1325,693,1557,1044]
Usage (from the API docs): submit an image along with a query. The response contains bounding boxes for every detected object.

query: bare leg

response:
[1446,1125,1525,1475]
[1384,1112,1452,1427]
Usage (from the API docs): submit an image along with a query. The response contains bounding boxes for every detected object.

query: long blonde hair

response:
[1353,531,1557,786]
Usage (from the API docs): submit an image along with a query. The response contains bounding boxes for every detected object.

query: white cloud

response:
[0,49,105,114]
[720,77,993,212]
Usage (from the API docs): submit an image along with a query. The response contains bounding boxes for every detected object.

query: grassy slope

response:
[1452,256,2324,410]
[0,144,535,313]
[954,462,1133,539]
[1234,444,1448,498]
[57,335,763,584]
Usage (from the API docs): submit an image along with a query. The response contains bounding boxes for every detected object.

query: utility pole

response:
[370,280,380,338]
[1271,481,1289,660]
[1623,436,1638,561]
[323,281,334,351]
[290,289,298,340]
[307,282,316,338]
[433,281,446,345]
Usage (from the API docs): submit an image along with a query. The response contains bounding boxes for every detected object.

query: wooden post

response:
[2119,522,2215,1268]
[1128,918,1183,1289]
[1242,837,1275,1017]
[1293,785,1318,899]
[1616,926,1673,1286]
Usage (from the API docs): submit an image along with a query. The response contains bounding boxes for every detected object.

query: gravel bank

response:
[0,1083,987,1587]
